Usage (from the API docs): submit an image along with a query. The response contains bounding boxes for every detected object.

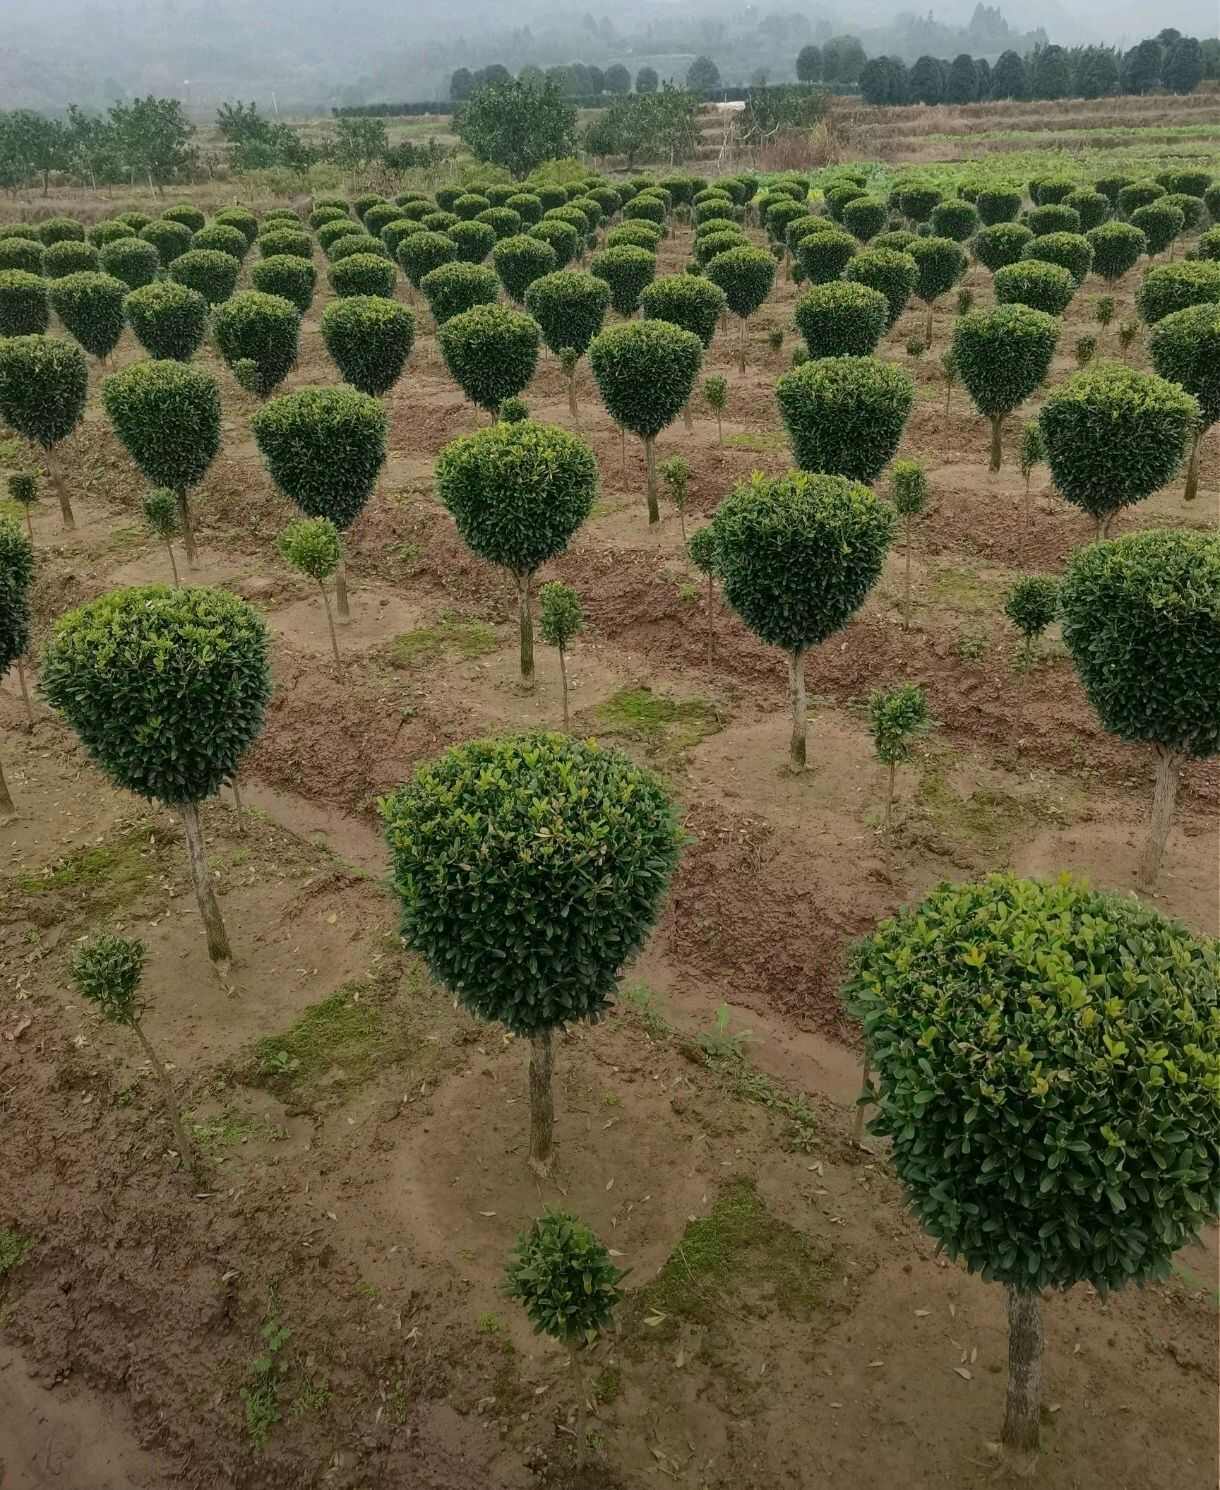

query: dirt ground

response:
[1,193,1217,1490]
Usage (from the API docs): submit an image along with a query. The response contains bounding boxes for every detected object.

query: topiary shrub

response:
[506,192,544,225]
[443,219,495,265]
[1118,180,1166,218]
[435,419,596,681]
[703,246,776,371]
[844,871,1220,1467]
[524,270,612,419]
[316,217,362,251]
[35,217,84,246]
[1162,193,1205,232]
[115,210,153,232]
[908,236,968,344]
[212,290,299,397]
[638,273,726,348]
[489,234,555,303]
[694,228,749,266]
[1039,362,1198,536]
[548,204,594,244]
[256,226,313,261]
[169,248,240,306]
[192,223,249,263]
[929,199,979,242]
[360,203,402,241]
[250,254,316,314]
[1021,231,1092,287]
[588,244,657,317]
[776,355,915,483]
[794,281,888,359]
[1084,222,1146,286]
[1094,173,1134,206]
[0,270,49,336]
[477,206,524,241]
[140,219,193,266]
[1128,202,1185,257]
[1063,188,1109,231]
[623,195,666,228]
[1025,202,1081,237]
[42,585,270,966]
[438,303,540,417]
[794,228,857,285]
[993,259,1076,316]
[90,219,139,247]
[328,232,389,264]
[352,193,388,221]
[380,731,679,1173]
[161,203,206,233]
[98,236,160,290]
[1149,303,1220,500]
[213,207,260,246]
[897,185,942,223]
[125,280,209,361]
[319,296,415,398]
[588,320,703,524]
[951,305,1060,470]
[971,222,1032,273]
[0,237,44,275]
[47,272,127,362]
[975,188,1022,225]
[711,470,894,769]
[528,219,581,269]
[843,248,918,328]
[765,198,807,244]
[1164,170,1213,198]
[0,335,88,527]
[420,261,499,325]
[1134,260,1220,323]
[43,240,100,278]
[329,252,396,299]
[1004,574,1059,661]
[394,231,456,292]
[842,197,889,243]
[0,514,33,747]
[261,208,302,227]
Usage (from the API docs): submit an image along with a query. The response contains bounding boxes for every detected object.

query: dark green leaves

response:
[0,334,88,449]
[213,291,301,398]
[794,282,888,359]
[505,1211,625,1345]
[47,272,128,361]
[952,304,1059,418]
[776,355,914,482]
[125,280,208,361]
[320,296,414,396]
[102,360,221,491]
[438,303,540,413]
[588,320,703,439]
[252,386,386,530]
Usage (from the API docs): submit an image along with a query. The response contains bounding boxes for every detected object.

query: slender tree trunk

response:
[24,506,34,545]
[924,299,935,347]
[132,1020,200,1176]
[678,504,687,543]
[179,801,232,970]
[643,436,659,525]
[45,447,76,531]
[175,488,197,567]
[1137,746,1181,892]
[989,414,1004,473]
[319,581,342,669]
[706,574,714,668]
[333,555,351,621]
[516,570,535,683]
[903,516,913,630]
[737,316,747,374]
[558,644,569,729]
[788,647,807,772]
[885,761,895,831]
[1020,473,1030,570]
[15,658,33,731]
[165,539,180,585]
[683,400,693,431]
[1183,428,1201,503]
[620,427,626,486]
[851,1053,871,1143]
[230,773,245,832]
[571,1348,589,1457]
[715,411,723,447]
[1002,1287,1043,1468]
[567,367,579,422]
[0,752,15,821]
[528,1028,554,1177]
[1096,513,1111,541]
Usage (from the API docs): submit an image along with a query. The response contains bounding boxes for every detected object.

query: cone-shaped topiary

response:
[794,282,889,359]
[993,259,1076,316]
[47,272,127,361]
[42,585,270,966]
[1149,304,1220,500]
[1025,203,1081,237]
[976,188,1023,225]
[125,280,208,361]
[588,244,657,318]
[704,246,776,371]
[929,200,979,242]
[320,296,415,397]
[795,228,857,286]
[329,253,397,299]
[526,270,613,356]
[1135,260,1220,324]
[0,271,49,336]
[169,248,241,306]
[1039,362,1198,536]
[420,261,500,324]
[102,360,222,564]
[711,470,895,769]
[0,335,88,528]
[99,236,160,290]
[192,223,249,262]
[1021,232,1093,287]
[907,236,968,345]
[250,254,316,313]
[398,230,458,290]
[43,240,100,278]
[843,248,918,328]
[435,419,597,680]
[487,235,555,303]
[212,291,300,398]
[380,731,680,1173]
[0,238,43,274]
[974,223,1035,272]
[528,219,581,269]
[588,320,703,524]
[1129,202,1184,257]
[951,305,1060,470]
[1084,221,1146,283]
[213,207,259,246]
[844,872,1220,1469]
[638,273,726,347]
[438,303,540,416]
[448,219,497,264]
[140,219,193,266]
[776,356,915,483]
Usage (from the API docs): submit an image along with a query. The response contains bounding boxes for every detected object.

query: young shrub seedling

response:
[212,291,301,398]
[951,304,1059,471]
[1149,304,1220,501]
[889,458,928,630]
[703,374,727,444]
[941,347,957,415]
[142,488,183,584]
[845,873,1220,1472]
[320,296,415,398]
[1060,529,1220,888]
[278,517,344,670]
[8,472,38,544]
[712,471,895,770]
[1074,334,1096,368]
[1117,319,1139,358]
[70,935,199,1175]
[1094,295,1116,336]
[687,524,720,667]
[868,683,931,837]
[42,587,271,969]
[539,580,584,728]
[0,516,34,746]
[435,419,596,682]
[659,455,691,540]
[1018,420,1046,565]
[438,303,540,418]
[1004,574,1059,662]
[776,356,915,483]
[0,335,89,530]
[380,732,681,1174]
[47,272,127,362]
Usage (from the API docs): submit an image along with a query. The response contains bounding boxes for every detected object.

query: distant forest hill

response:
[5,0,1206,113]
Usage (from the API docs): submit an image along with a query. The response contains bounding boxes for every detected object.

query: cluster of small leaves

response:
[1135,262,1220,325]
[211,291,300,398]
[909,236,968,305]
[843,873,1220,1291]
[141,487,180,541]
[973,223,1034,273]
[139,219,193,266]
[0,334,87,449]
[505,1211,625,1345]
[1005,575,1060,643]
[889,458,928,516]
[539,580,584,649]
[70,934,146,1025]
[41,584,271,804]
[125,281,209,361]
[46,272,126,361]
[794,282,888,359]
[43,240,100,278]
[378,732,682,1036]
[637,274,725,349]
[843,248,917,328]
[252,387,386,529]
[993,260,1076,317]
[1149,305,1220,430]
[277,515,342,583]
[250,255,316,314]
[588,320,703,439]
[0,516,33,670]
[869,683,931,765]
[952,305,1059,419]
[776,355,914,483]
[320,296,414,397]
[0,270,49,336]
[102,361,221,491]
[588,245,657,317]
[438,303,540,414]
[99,237,160,290]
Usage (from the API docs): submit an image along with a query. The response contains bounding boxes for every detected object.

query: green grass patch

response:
[637,1178,830,1329]
[190,1109,275,1155]
[250,978,418,1098]
[0,1228,31,1277]
[928,563,1009,615]
[586,686,723,759]
[724,430,787,453]
[14,824,165,911]
[0,436,24,468]
[386,611,498,668]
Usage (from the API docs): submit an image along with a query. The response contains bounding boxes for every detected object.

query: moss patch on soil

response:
[586,686,723,759]
[385,611,498,668]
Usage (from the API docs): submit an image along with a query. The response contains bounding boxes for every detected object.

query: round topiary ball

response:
[316,217,361,251]
[951,304,1060,469]
[169,248,241,306]
[776,356,915,482]
[1084,221,1147,283]
[90,219,139,248]
[98,236,160,290]
[420,261,500,325]
[47,272,128,361]
[251,386,386,530]
[1149,303,1220,499]
[638,273,726,348]
[140,219,193,266]
[0,237,44,275]
[328,232,389,263]
[844,248,918,328]
[1064,189,1110,231]
[908,235,968,337]
[842,197,889,243]
[1118,180,1166,218]
[486,235,555,303]
[1135,260,1220,324]
[694,228,749,266]
[525,270,613,356]
[447,219,497,264]
[161,203,206,233]
[976,188,1023,225]
[1020,231,1093,287]
[0,334,88,452]
[362,202,404,239]
[993,260,1076,316]
[1129,202,1185,256]
[102,359,222,494]
[794,228,857,285]
[477,206,524,241]
[929,200,979,242]
[256,226,314,261]
[43,240,100,278]
[192,222,249,262]
[898,185,942,223]
[588,319,703,441]
[125,280,209,361]
[320,296,415,397]
[528,219,581,269]
[329,253,397,299]
[794,281,889,359]
[973,223,1035,272]
[250,254,317,314]
[588,244,658,317]
[0,270,49,336]
[1025,203,1081,237]
[437,303,540,414]
[212,291,300,397]
[396,230,456,290]
[213,207,260,246]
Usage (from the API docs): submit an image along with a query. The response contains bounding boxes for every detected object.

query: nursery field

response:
[0,159,1218,1490]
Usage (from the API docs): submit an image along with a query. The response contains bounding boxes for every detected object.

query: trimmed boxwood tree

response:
[0,335,88,529]
[1135,261,1220,324]
[776,356,915,483]
[711,471,895,770]
[0,238,43,275]
[1039,363,1198,537]
[1022,232,1093,286]
[251,254,316,314]
[90,219,138,247]
[212,291,300,398]
[37,216,85,245]
[589,245,657,318]
[478,206,524,240]
[529,219,581,269]
[842,197,888,243]
[525,270,612,419]
[0,271,49,336]
[321,296,415,397]
[0,515,34,755]
[99,236,160,290]
[952,305,1060,471]
[161,204,205,233]
[794,282,888,359]
[316,217,361,251]
[1004,574,1060,662]
[639,273,726,346]
[1063,529,1220,887]
[43,240,100,278]
[192,223,249,262]
[845,872,1220,1467]
[380,732,681,1174]
[329,253,396,299]
[125,281,208,361]
[448,219,497,264]
[1129,202,1184,257]
[795,228,857,286]
[1086,221,1147,284]
[140,219,192,266]
[256,227,313,261]
[589,320,703,524]
[929,199,979,242]
[1025,203,1080,237]
[1149,304,1220,500]
[843,248,917,328]
[976,188,1023,225]
[435,419,597,681]
[704,246,776,372]
[420,261,499,324]
[908,236,968,344]
[168,249,240,306]
[973,223,1035,272]
[993,260,1075,316]
[438,303,540,417]
[213,207,259,245]
[492,234,557,303]
[1064,189,1109,231]
[102,360,221,565]
[398,230,458,291]
[42,586,271,968]
[251,387,386,619]
[47,272,127,362]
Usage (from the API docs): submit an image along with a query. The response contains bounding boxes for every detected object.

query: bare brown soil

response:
[0,196,1217,1490]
